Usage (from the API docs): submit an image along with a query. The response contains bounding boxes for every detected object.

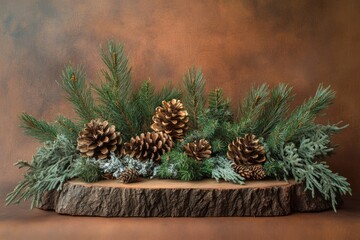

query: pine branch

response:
[254,84,294,137]
[267,84,336,154]
[155,81,181,104]
[137,80,156,132]
[95,41,137,138]
[182,66,206,130]
[55,115,81,143]
[61,65,98,124]
[208,88,232,123]
[100,40,132,99]
[20,113,58,142]
[237,84,269,135]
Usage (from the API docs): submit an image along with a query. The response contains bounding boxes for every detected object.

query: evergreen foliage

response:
[209,156,245,184]
[207,88,232,122]
[182,66,206,130]
[72,158,102,183]
[11,40,351,212]
[134,80,181,132]
[237,84,269,135]
[98,153,156,178]
[55,115,81,143]
[61,65,98,124]
[6,135,78,208]
[157,150,213,181]
[279,125,351,211]
[19,113,58,142]
[267,85,335,155]
[94,41,138,139]
[253,84,294,137]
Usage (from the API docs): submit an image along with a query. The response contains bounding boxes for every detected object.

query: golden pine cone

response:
[233,164,266,180]
[150,99,189,141]
[124,131,173,162]
[77,119,123,160]
[184,139,212,161]
[227,134,266,165]
[119,168,139,183]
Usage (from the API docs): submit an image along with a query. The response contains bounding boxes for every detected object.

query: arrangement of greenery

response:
[7,40,351,211]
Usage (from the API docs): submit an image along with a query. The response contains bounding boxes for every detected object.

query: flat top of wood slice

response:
[68,178,295,189]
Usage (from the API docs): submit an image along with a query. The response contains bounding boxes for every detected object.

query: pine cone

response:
[119,168,139,183]
[102,172,115,180]
[184,139,212,161]
[151,99,189,141]
[233,164,266,180]
[77,119,123,160]
[124,131,173,162]
[251,165,266,180]
[227,134,266,165]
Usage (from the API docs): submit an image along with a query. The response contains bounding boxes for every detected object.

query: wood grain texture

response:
[39,179,337,217]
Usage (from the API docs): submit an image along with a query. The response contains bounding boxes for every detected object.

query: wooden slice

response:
[39,179,341,217]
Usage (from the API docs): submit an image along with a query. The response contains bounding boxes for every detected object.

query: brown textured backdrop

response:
[0,0,359,199]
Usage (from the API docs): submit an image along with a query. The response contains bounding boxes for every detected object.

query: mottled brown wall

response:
[1,0,359,197]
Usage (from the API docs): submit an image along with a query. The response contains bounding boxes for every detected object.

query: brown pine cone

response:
[150,99,189,141]
[77,119,123,160]
[250,164,266,180]
[184,139,212,161]
[233,164,266,180]
[119,168,139,184]
[227,134,266,165]
[124,131,173,163]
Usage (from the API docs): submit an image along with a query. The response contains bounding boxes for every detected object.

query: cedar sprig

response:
[6,135,78,208]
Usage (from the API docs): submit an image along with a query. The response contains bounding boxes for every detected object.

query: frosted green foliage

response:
[281,140,351,211]
[209,156,245,184]
[6,135,78,208]
[98,153,125,178]
[98,153,156,178]
[122,155,157,177]
[72,158,102,183]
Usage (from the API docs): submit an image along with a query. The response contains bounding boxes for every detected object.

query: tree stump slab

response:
[39,179,339,217]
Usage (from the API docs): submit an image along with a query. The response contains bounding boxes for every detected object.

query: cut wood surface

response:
[40,179,339,217]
